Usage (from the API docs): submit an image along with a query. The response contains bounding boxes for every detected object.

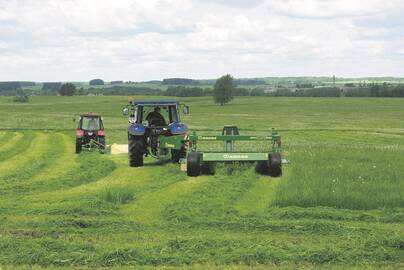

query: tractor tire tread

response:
[187,152,201,177]
[129,135,144,167]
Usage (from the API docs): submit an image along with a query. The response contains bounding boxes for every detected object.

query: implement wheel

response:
[201,162,215,175]
[129,135,144,167]
[75,139,82,154]
[269,152,282,177]
[255,160,268,175]
[187,152,201,177]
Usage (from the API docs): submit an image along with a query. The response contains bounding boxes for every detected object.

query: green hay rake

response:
[184,126,283,177]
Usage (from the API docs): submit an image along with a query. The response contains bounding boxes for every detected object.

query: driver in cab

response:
[146,107,166,126]
[87,118,98,130]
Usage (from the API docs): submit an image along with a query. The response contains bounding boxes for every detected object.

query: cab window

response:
[81,117,101,130]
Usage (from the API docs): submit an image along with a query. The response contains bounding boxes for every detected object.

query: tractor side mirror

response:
[122,107,129,116]
[183,106,190,115]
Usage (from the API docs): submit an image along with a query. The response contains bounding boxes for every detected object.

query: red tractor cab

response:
[75,112,105,153]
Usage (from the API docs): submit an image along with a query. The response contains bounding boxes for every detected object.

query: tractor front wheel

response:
[268,152,282,177]
[75,139,82,154]
[187,152,201,177]
[129,135,144,167]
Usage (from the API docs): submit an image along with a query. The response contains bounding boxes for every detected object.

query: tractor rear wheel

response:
[171,148,186,163]
[129,135,144,167]
[268,152,282,177]
[75,139,82,154]
[187,152,201,177]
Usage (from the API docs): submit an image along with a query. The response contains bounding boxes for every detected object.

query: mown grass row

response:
[0,132,44,176]
[0,132,35,162]
[0,134,80,196]
[0,133,59,186]
[13,153,117,216]
[0,131,12,147]
[0,132,117,216]
[1,154,191,220]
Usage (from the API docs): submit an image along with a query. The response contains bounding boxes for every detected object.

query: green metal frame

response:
[188,128,282,162]
[159,134,185,151]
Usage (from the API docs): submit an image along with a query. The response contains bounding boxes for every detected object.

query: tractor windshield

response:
[81,116,101,131]
[143,106,168,126]
[134,104,180,126]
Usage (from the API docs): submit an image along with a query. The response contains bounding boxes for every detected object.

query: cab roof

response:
[80,112,101,117]
[130,100,179,106]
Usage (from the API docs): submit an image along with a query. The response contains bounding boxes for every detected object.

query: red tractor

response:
[75,113,106,154]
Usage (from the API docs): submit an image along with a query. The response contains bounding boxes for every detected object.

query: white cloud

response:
[0,0,403,81]
[267,0,404,19]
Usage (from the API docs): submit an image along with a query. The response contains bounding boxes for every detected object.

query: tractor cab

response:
[75,113,106,153]
[131,102,181,127]
[123,100,190,166]
[124,101,189,136]
[79,113,103,131]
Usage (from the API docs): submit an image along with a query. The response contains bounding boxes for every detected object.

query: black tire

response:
[75,139,82,154]
[171,148,186,163]
[187,152,201,177]
[129,135,144,167]
[98,137,106,150]
[255,160,268,175]
[268,152,282,177]
[201,162,215,175]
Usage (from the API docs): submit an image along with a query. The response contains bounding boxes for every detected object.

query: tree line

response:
[2,80,404,100]
[0,81,35,95]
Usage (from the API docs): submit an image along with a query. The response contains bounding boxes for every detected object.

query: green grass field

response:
[0,96,403,269]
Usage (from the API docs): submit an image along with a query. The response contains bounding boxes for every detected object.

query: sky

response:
[0,0,403,81]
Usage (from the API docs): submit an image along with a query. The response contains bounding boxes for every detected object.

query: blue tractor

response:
[122,100,190,167]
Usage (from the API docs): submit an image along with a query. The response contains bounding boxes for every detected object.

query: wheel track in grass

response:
[0,132,46,178]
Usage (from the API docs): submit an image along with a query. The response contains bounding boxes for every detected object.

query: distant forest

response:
[1,78,404,98]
